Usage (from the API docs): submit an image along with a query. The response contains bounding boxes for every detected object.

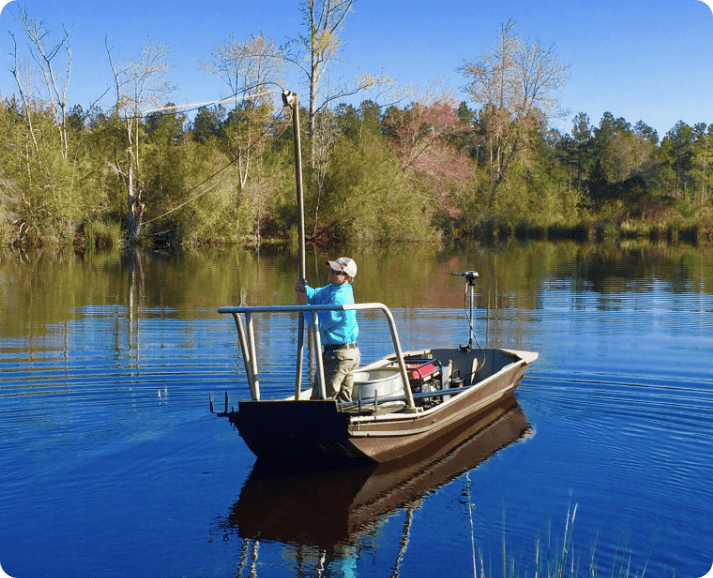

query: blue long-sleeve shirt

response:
[304,283,359,346]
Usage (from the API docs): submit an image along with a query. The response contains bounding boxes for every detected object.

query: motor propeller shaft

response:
[452,271,479,285]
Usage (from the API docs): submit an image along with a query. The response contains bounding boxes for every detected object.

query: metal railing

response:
[217,303,417,409]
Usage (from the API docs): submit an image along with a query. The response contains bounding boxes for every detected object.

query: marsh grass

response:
[466,502,674,578]
[83,220,123,251]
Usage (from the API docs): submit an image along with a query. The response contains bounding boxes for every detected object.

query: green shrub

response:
[666,222,680,244]
[83,220,123,251]
[481,216,511,241]
[594,219,617,242]
[619,221,642,239]
[648,224,663,242]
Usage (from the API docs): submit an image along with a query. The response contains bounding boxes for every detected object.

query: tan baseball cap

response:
[327,257,357,278]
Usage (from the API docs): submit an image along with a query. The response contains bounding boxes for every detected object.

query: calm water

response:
[1,242,712,578]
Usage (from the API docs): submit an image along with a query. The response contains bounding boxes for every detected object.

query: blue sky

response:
[0,0,711,138]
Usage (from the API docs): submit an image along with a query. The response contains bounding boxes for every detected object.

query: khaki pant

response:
[312,346,360,402]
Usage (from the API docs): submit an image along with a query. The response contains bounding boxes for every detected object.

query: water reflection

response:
[1,242,711,339]
[2,242,712,577]
[566,246,704,293]
[218,397,530,575]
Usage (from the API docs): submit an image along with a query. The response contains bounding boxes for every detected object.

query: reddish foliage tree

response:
[383,101,472,216]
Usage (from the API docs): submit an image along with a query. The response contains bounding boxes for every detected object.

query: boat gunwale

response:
[347,387,516,438]
[346,353,533,425]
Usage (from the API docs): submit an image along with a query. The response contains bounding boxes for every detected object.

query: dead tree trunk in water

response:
[105,37,173,245]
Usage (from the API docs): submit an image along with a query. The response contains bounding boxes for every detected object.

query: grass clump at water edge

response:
[462,497,674,578]
[82,220,123,251]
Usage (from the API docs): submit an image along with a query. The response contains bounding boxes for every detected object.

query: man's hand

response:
[294,278,308,304]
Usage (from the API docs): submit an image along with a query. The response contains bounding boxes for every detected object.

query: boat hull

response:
[230,400,370,462]
[226,347,537,464]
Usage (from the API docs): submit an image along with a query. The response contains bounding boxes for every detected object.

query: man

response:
[294,257,360,402]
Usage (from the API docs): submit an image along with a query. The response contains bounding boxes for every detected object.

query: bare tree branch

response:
[11,5,72,158]
[459,21,570,207]
[105,36,174,242]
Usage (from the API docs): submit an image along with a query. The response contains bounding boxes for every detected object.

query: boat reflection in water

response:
[219,396,531,575]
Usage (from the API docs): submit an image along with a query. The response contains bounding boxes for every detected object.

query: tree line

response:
[1,7,711,252]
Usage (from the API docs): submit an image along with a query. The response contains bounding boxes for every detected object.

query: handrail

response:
[217,303,416,409]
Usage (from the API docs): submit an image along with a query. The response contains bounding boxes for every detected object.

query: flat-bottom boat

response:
[213,271,538,464]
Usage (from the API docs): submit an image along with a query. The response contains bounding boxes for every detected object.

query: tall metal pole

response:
[284,90,309,398]
[283,90,306,281]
